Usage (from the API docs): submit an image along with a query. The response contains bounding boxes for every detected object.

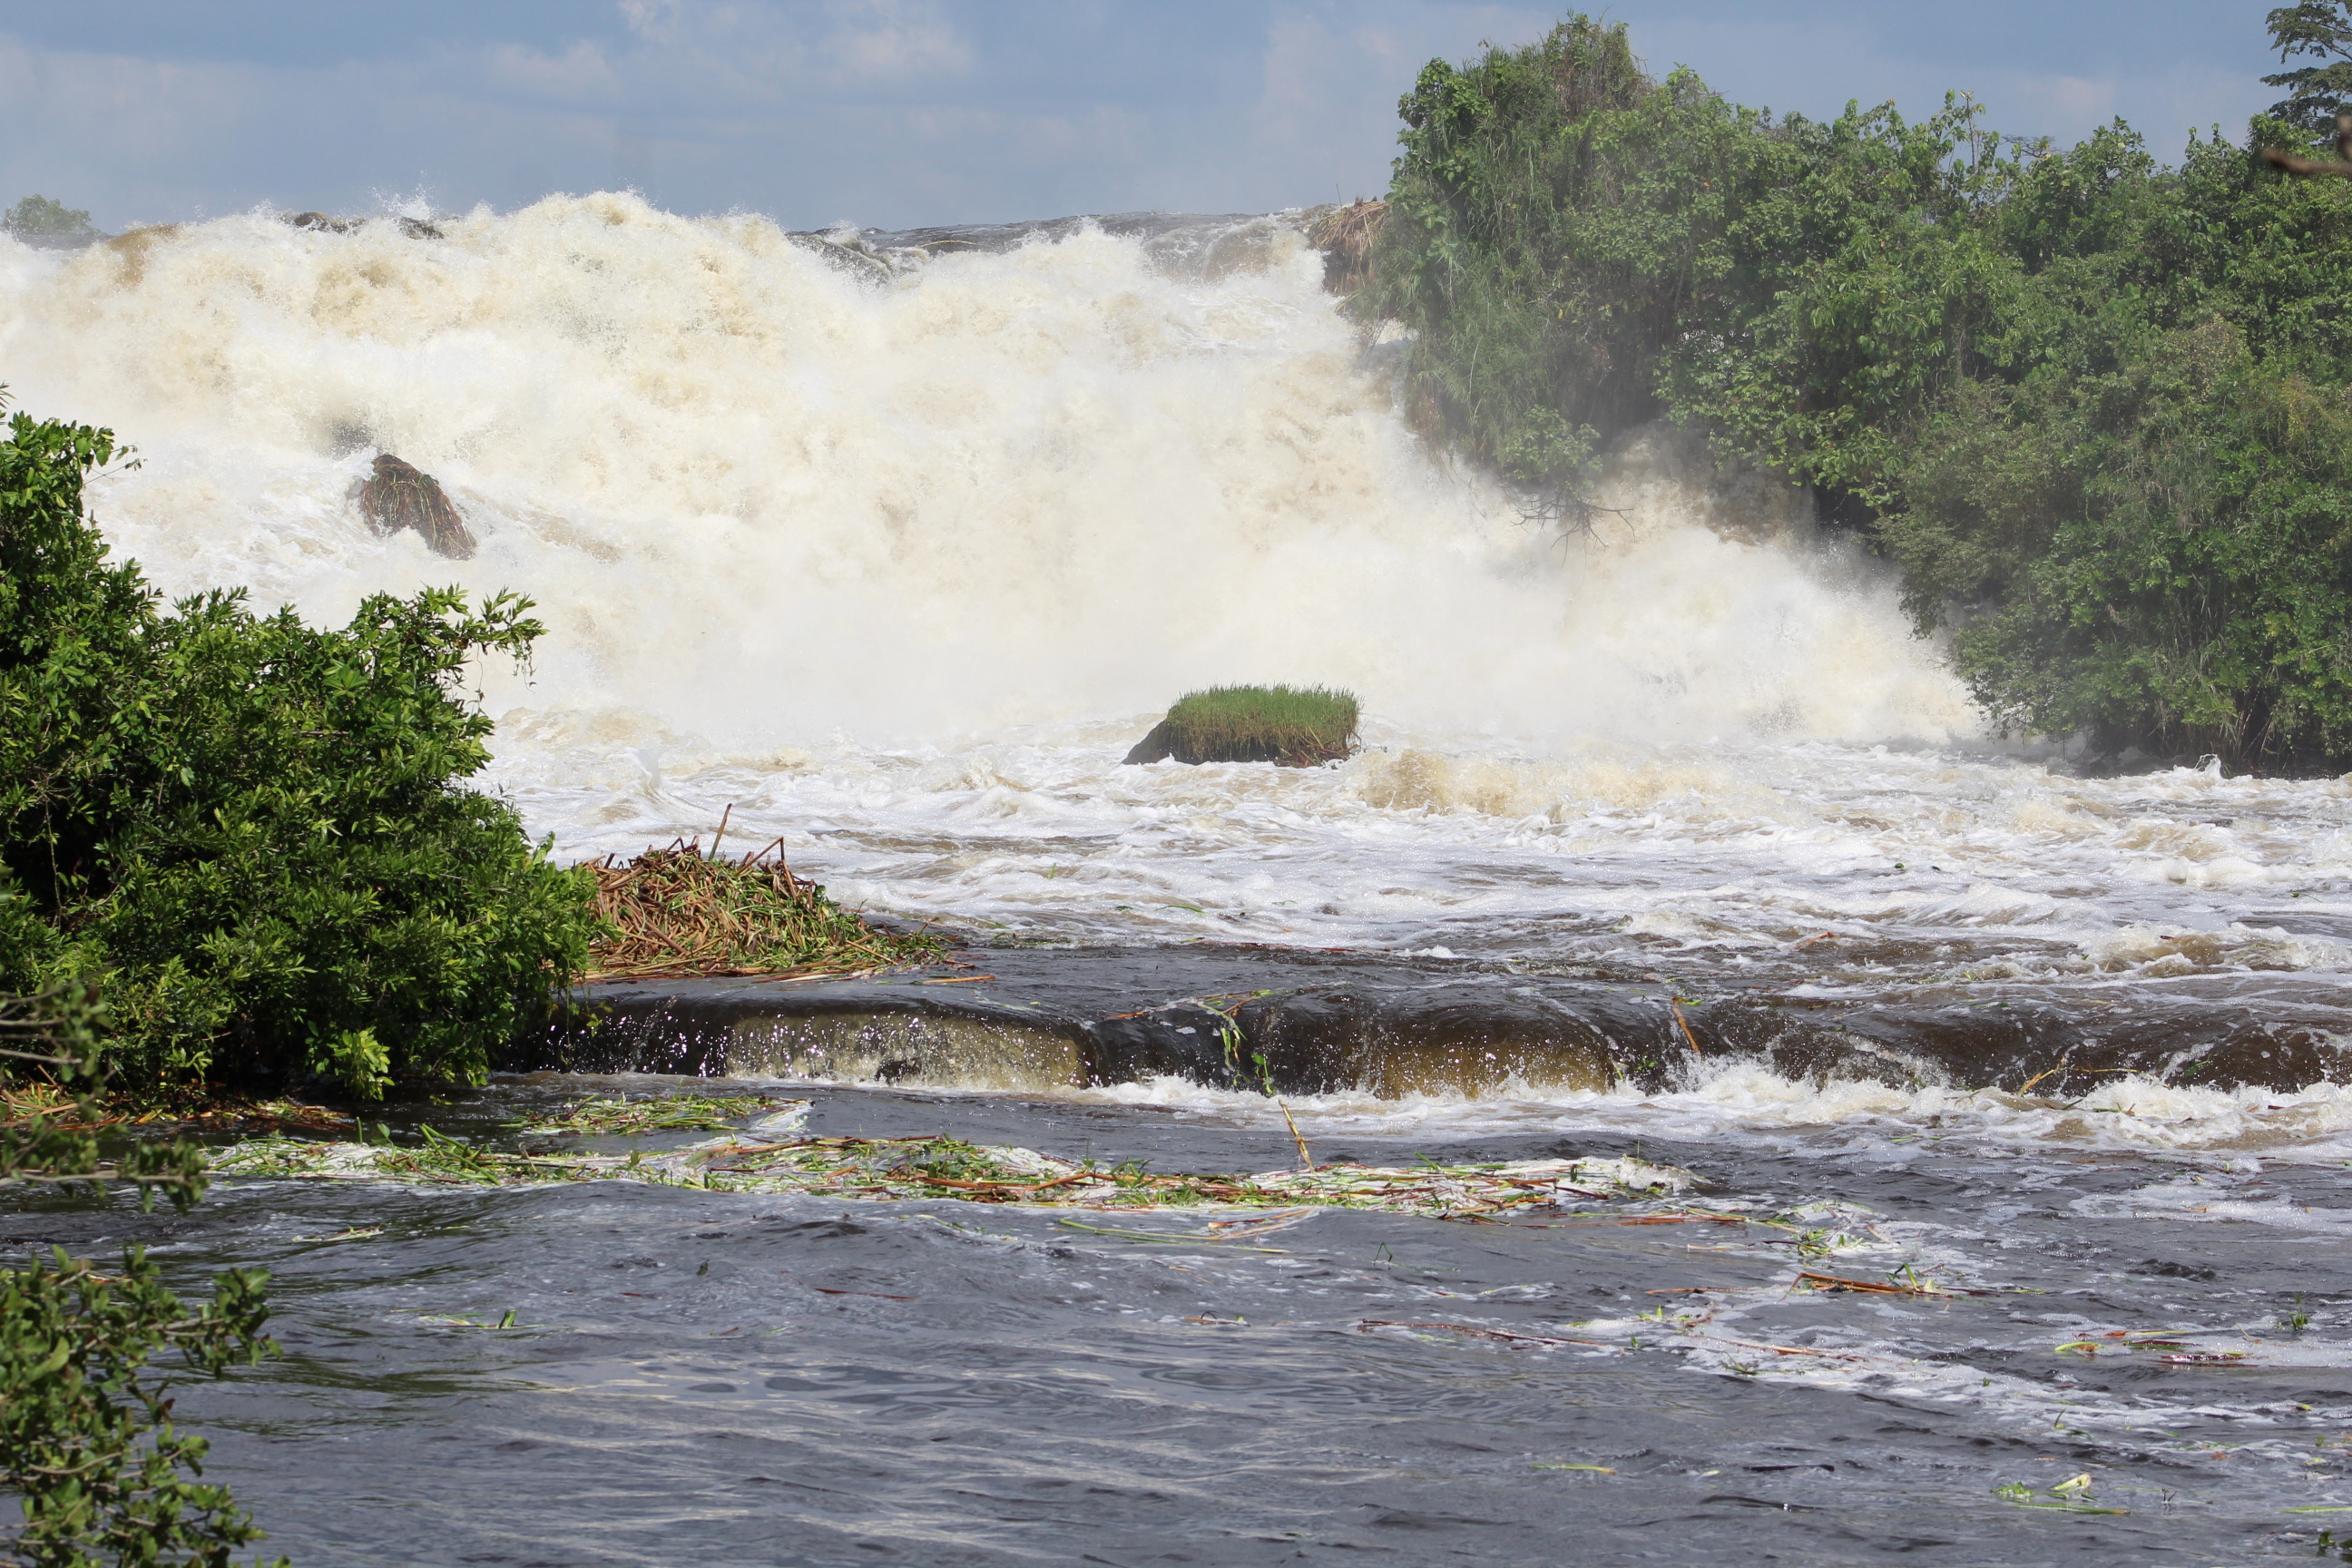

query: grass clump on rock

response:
[1124,685,1360,768]
[586,839,941,981]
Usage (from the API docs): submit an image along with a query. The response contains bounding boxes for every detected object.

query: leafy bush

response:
[0,397,599,1097]
[1,987,283,1567]
[1364,11,2352,769]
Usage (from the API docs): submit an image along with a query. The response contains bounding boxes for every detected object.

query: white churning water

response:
[0,193,1960,746]
[6,195,2352,1101]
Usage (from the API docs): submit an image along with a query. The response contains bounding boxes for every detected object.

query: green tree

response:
[2,198,96,242]
[2266,3,2352,133]
[1877,129,2352,768]
[1365,11,2352,770]
[1364,17,2034,527]
[1359,16,1658,507]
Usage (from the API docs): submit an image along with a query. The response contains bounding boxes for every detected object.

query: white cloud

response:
[484,38,622,103]
[617,0,690,41]
[821,0,973,83]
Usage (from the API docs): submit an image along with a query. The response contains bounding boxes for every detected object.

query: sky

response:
[0,1,2288,233]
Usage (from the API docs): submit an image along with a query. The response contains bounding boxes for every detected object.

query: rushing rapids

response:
[15,197,2352,1567]
[4,196,2347,1122]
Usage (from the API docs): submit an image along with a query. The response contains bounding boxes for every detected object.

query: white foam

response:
[1054,1067,2352,1164]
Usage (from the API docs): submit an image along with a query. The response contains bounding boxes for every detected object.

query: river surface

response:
[5,201,2352,1563]
[12,1075,2352,1566]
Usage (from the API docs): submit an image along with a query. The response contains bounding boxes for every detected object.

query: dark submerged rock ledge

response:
[524,940,2352,1100]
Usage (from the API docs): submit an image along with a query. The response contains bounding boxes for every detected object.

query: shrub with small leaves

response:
[0,987,284,1567]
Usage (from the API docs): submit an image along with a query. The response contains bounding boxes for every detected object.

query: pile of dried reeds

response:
[584,838,938,981]
[1308,198,1387,292]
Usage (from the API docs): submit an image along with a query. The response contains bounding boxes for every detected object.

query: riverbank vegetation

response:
[1125,685,1361,767]
[0,396,597,1100]
[0,989,283,1567]
[1361,9,2352,770]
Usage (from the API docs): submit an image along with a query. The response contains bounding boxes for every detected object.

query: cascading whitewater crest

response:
[14,191,2352,1064]
[0,191,1970,752]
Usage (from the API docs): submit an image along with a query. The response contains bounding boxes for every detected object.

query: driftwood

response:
[2262,112,2352,177]
[354,455,475,558]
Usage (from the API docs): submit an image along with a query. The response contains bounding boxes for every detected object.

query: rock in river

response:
[355,455,475,558]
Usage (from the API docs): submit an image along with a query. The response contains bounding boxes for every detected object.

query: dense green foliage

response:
[2,198,96,242]
[0,397,599,1097]
[1129,686,1361,767]
[1365,17,2034,524]
[1364,13,2352,769]
[1,989,281,1567]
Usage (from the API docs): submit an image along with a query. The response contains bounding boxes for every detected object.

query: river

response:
[5,200,2352,1564]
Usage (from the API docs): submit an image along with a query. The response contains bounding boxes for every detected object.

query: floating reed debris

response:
[0,1078,120,1133]
[211,1124,1694,1218]
[1795,1269,1971,1298]
[1123,684,1361,767]
[512,1093,800,1137]
[0,1081,351,1137]
[355,454,475,558]
[585,838,942,981]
